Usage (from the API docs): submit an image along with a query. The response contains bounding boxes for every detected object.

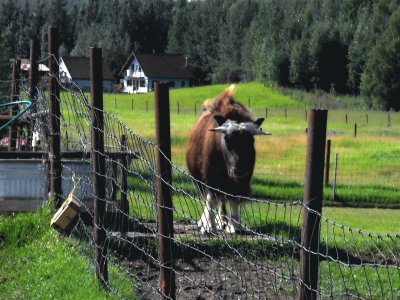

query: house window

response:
[135,65,142,72]
[127,79,133,87]
[181,81,186,87]
[140,80,146,87]
[169,81,176,88]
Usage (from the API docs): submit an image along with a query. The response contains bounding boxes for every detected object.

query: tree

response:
[135,0,173,53]
[308,25,349,93]
[213,0,258,83]
[0,37,11,81]
[290,37,312,90]
[167,0,189,54]
[361,6,400,110]
[347,6,372,94]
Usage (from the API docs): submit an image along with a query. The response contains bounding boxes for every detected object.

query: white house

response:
[119,53,195,94]
[59,57,114,92]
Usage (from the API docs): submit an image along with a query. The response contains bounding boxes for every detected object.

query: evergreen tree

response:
[167,0,189,54]
[361,6,400,110]
[0,37,11,82]
[213,0,258,83]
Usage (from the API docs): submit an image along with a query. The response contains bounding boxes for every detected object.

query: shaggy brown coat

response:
[186,86,256,197]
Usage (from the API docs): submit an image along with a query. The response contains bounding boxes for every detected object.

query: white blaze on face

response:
[211,119,270,136]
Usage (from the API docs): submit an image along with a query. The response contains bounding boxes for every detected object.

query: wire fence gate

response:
[0,27,399,299]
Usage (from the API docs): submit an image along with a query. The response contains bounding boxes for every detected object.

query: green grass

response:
[92,82,400,207]
[0,207,136,299]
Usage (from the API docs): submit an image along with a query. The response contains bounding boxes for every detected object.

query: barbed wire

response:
[0,55,399,298]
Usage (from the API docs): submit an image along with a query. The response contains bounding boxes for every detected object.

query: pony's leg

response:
[215,200,228,230]
[225,199,242,234]
[198,192,218,234]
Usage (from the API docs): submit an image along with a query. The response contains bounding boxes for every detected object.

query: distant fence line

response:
[0,27,399,299]
[110,96,400,140]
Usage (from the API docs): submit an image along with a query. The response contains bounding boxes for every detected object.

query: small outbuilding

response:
[59,56,114,92]
[119,53,195,94]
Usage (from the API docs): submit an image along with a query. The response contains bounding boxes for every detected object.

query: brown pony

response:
[186,85,270,234]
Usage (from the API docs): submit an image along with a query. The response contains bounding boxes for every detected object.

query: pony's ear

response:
[254,118,265,127]
[214,115,227,126]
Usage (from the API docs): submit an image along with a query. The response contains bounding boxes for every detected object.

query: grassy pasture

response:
[95,81,400,207]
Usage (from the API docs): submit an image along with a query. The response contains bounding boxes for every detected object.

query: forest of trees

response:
[1,0,400,110]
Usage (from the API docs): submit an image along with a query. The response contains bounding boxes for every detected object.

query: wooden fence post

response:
[90,47,108,289]
[28,39,39,149]
[154,82,175,300]
[299,109,327,300]
[8,59,20,151]
[29,39,39,107]
[48,26,63,208]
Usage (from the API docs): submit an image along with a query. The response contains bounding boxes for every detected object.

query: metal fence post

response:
[90,47,108,289]
[324,139,331,186]
[48,26,63,208]
[333,153,339,201]
[299,109,327,300]
[120,134,129,235]
[155,82,175,300]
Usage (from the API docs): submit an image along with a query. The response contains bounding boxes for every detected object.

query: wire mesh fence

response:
[0,47,399,299]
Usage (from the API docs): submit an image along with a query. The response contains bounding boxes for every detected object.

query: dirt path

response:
[130,256,297,299]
